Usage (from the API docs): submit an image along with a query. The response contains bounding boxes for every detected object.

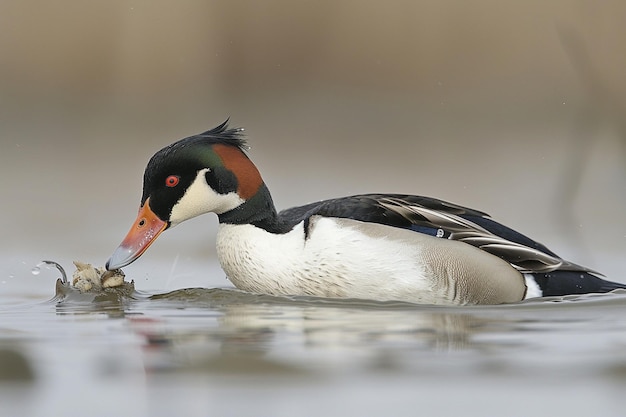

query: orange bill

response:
[106,198,167,270]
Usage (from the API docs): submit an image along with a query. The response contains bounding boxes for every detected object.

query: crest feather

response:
[196,119,248,151]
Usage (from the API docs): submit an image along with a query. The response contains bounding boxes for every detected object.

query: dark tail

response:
[530,271,626,297]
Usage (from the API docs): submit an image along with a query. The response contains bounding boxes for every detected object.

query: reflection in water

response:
[51,283,626,378]
[53,278,137,318]
[53,283,491,374]
[0,280,622,417]
[218,302,481,353]
[152,289,482,355]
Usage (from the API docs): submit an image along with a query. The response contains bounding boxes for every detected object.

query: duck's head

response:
[106,121,265,270]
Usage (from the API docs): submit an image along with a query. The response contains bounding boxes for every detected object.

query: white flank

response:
[169,168,244,227]
[216,216,527,305]
[523,274,543,299]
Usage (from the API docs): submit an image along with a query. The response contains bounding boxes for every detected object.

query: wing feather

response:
[377,196,597,274]
[278,193,598,275]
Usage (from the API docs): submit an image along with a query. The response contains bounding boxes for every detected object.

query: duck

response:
[105,120,626,305]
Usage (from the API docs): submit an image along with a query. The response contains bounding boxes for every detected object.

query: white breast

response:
[216,216,526,305]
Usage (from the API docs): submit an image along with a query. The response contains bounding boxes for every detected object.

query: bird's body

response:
[217,217,527,304]
[106,121,626,305]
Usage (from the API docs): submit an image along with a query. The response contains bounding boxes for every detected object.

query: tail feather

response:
[529,271,626,297]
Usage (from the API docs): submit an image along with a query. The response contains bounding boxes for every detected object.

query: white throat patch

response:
[169,168,244,227]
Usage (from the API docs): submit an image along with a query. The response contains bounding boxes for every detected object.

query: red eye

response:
[165,175,180,187]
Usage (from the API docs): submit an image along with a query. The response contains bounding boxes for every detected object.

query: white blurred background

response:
[1,1,624,288]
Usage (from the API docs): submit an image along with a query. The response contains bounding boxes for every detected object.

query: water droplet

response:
[31,266,41,276]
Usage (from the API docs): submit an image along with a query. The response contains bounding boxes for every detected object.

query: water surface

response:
[2,259,626,417]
